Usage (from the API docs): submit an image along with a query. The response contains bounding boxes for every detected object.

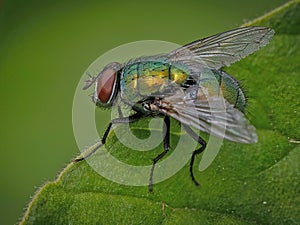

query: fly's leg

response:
[149,116,170,192]
[182,124,207,186]
[74,112,144,162]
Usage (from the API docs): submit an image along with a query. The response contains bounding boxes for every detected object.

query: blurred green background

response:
[0,0,288,224]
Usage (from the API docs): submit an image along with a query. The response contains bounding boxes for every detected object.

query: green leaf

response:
[20,1,300,224]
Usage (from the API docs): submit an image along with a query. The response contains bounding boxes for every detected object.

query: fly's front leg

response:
[149,116,170,192]
[74,112,144,162]
[182,124,206,186]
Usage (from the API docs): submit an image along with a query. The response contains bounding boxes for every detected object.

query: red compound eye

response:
[97,68,116,103]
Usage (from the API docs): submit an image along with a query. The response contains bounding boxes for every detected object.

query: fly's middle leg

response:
[149,116,170,192]
[182,124,207,186]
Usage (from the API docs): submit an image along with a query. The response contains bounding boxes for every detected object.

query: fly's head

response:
[83,62,122,108]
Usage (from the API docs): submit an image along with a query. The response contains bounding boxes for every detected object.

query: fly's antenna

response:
[83,72,97,90]
[88,92,96,103]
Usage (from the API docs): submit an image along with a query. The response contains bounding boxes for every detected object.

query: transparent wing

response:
[153,89,257,144]
[168,26,274,69]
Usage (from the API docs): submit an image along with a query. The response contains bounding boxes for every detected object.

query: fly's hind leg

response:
[149,116,170,192]
[182,124,207,186]
[74,112,144,162]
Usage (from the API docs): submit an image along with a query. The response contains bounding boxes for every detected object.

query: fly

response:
[74,26,274,192]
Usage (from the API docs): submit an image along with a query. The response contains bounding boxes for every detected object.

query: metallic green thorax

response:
[120,60,246,113]
[120,61,188,102]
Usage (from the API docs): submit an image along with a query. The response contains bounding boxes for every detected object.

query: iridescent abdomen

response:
[219,71,246,113]
[199,70,247,113]
[120,61,189,104]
